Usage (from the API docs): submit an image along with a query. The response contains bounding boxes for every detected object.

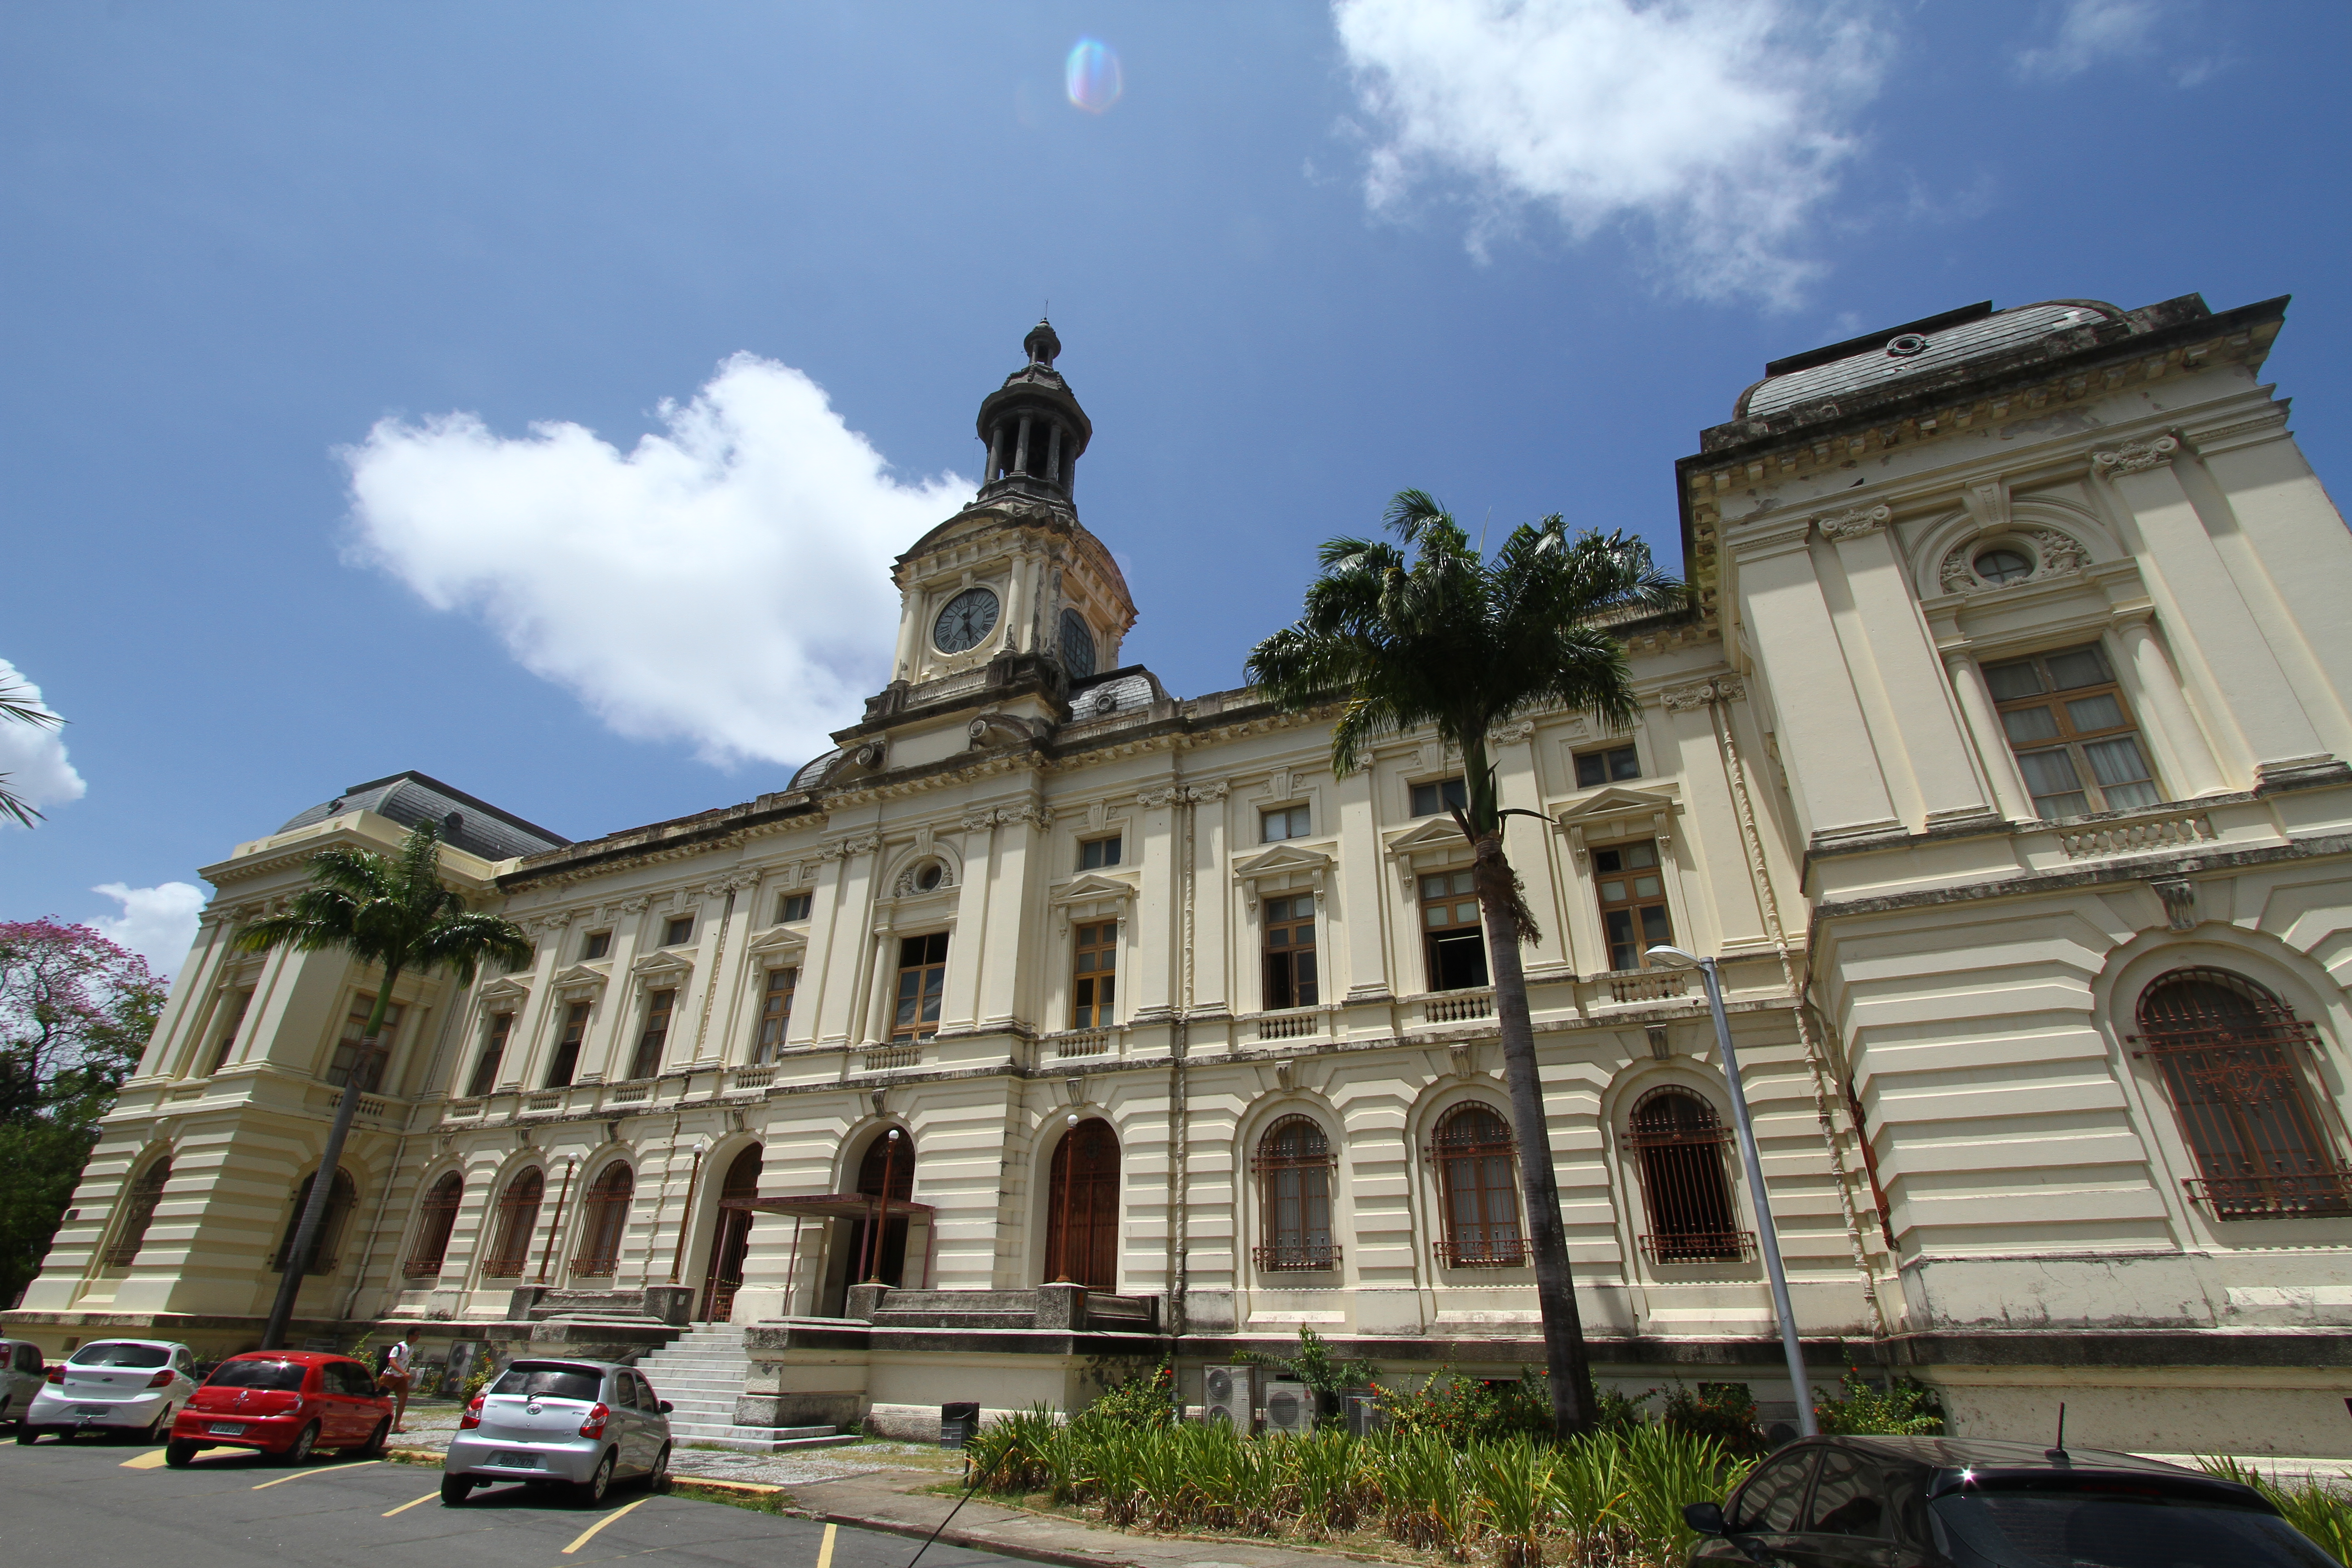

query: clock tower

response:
[829,320,1138,773]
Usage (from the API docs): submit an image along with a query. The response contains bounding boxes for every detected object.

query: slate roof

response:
[787,748,843,792]
[1067,669,1157,720]
[276,771,569,861]
[1737,300,2124,420]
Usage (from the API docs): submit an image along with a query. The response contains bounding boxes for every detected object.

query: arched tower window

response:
[273,1167,357,1275]
[482,1166,543,1278]
[403,1171,464,1278]
[105,1156,172,1267]
[1626,1088,1753,1263]
[1428,1105,1526,1267]
[2132,969,2352,1218]
[1253,1116,1337,1272]
[571,1161,634,1277]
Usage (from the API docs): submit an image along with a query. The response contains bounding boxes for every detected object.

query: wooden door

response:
[1044,1118,1119,1289]
[698,1145,762,1321]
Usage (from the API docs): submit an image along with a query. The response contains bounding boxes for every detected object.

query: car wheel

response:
[645,1442,671,1493]
[276,1422,318,1466]
[440,1475,475,1507]
[15,1423,42,1445]
[165,1438,200,1468]
[575,1449,615,1506]
[355,1418,390,1458]
[143,1407,173,1444]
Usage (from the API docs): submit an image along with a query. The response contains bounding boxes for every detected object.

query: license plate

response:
[489,1451,539,1467]
[207,1423,246,1436]
[75,1406,108,1416]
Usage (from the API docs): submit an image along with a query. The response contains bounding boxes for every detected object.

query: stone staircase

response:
[634,1324,860,1455]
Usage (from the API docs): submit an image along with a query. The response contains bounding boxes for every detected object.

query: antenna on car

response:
[2047,1402,2069,1463]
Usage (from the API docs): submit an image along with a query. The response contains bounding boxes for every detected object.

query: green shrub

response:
[1240,1327,1378,1424]
[1811,1367,1945,1436]
[1375,1366,1557,1446]
[2198,1455,2352,1564]
[1078,1363,1176,1431]
[1661,1381,1769,1457]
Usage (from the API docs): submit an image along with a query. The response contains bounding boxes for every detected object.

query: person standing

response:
[381,1335,413,1433]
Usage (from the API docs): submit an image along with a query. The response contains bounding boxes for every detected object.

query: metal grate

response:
[403,1173,463,1277]
[1627,1088,1749,1264]
[570,1161,633,1276]
[1431,1237,1530,1268]
[1254,1116,1335,1271]
[1638,1230,1755,1264]
[1253,1243,1343,1271]
[1427,1107,1524,1267]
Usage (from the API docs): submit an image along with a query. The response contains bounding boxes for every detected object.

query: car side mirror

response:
[659,1401,674,1414]
[1683,1501,1728,1537]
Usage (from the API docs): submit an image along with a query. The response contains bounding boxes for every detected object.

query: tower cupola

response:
[975,317,1092,511]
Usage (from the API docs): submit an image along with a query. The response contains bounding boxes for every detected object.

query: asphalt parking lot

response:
[6,1436,1019,1568]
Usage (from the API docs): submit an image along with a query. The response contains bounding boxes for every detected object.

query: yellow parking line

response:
[383,1490,441,1516]
[251,1459,379,1489]
[816,1521,838,1568]
[121,1448,170,1469]
[561,1494,649,1554]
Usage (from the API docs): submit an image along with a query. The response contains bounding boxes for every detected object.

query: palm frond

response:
[234,821,533,987]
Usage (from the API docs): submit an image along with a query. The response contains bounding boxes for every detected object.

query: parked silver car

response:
[441,1358,671,1506]
[18,1338,198,1444]
[0,1339,46,1428]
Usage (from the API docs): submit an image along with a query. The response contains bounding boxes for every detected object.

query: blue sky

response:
[6,0,2349,980]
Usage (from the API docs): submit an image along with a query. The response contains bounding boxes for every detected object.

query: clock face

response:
[1058,608,1097,678]
[932,587,1001,654]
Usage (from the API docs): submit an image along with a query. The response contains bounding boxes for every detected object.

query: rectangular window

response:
[1594,839,1672,971]
[207,988,254,1075]
[581,931,612,961]
[1072,921,1118,1027]
[1263,896,1318,1010]
[663,915,695,947]
[326,995,404,1091]
[1574,745,1642,789]
[466,1012,514,1098]
[1420,870,1489,991]
[1260,804,1312,842]
[776,892,813,923]
[1984,643,2161,819]
[891,933,949,1043]
[1411,777,1468,818]
[545,1000,590,1088]
[1080,835,1122,870]
[629,989,676,1080]
[754,967,797,1062]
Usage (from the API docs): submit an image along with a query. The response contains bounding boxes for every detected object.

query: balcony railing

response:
[2184,1171,2352,1220]
[609,1083,652,1103]
[480,1257,526,1279]
[1431,1237,1531,1268]
[729,1067,776,1091]
[862,1044,921,1073]
[1054,1030,1111,1059]
[1253,1243,1343,1272]
[1638,1230,1757,1264]
[1257,1010,1319,1041]
[1606,969,1688,1004]
[1423,991,1494,1024]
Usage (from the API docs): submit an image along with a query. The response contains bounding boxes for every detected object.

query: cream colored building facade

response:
[15,294,2352,1455]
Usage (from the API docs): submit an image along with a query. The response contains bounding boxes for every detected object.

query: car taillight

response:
[459,1394,485,1431]
[45,1367,62,1384]
[147,1370,175,1388]
[578,1402,609,1439]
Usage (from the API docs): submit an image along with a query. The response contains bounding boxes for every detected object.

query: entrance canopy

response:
[720,1194,938,1219]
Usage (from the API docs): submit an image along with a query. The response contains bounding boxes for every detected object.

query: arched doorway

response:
[1044,1117,1118,1289]
[698,1145,763,1321]
[844,1129,915,1289]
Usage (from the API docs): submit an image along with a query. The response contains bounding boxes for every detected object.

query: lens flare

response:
[1065,38,1122,113]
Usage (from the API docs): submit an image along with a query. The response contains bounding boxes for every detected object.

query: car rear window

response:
[69,1342,171,1368]
[491,1363,603,1402]
[205,1358,308,1390]
[1932,1486,2336,1568]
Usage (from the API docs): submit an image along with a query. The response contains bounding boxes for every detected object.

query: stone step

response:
[668,1424,859,1454]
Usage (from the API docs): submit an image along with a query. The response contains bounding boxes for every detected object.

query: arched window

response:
[482,1167,543,1278]
[1429,1106,1526,1267]
[572,1161,633,1277]
[1253,1117,1337,1271]
[1626,1089,1752,1263]
[403,1172,464,1278]
[273,1167,357,1275]
[2132,969,2352,1218]
[105,1156,172,1267]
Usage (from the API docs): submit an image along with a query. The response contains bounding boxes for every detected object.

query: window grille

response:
[1626,1089,1753,1264]
[571,1161,633,1276]
[404,1171,464,1277]
[1263,896,1318,1010]
[106,1157,172,1267]
[754,968,797,1063]
[1427,1106,1527,1266]
[892,933,949,1042]
[482,1167,543,1277]
[2130,969,2352,1219]
[466,1012,514,1098]
[1254,1116,1339,1271]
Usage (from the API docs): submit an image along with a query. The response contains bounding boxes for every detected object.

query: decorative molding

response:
[1645,1024,1671,1060]
[630,950,694,982]
[2150,877,2198,933]
[1966,480,2009,534]
[550,963,609,998]
[1937,549,1977,596]
[1937,527,2090,595]
[830,832,884,860]
[1552,784,1680,867]
[1181,781,1230,804]
[1659,676,1745,712]
[2030,527,2089,576]
[744,925,808,958]
[1135,786,1179,809]
[1232,842,1334,910]
[1490,719,1537,745]
[1048,870,1139,933]
[2092,434,2180,480]
[1815,503,1892,542]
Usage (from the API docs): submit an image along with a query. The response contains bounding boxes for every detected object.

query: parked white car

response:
[17,1338,198,1444]
[0,1339,45,1428]
[442,1358,672,1505]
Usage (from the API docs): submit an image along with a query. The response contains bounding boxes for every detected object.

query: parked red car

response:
[167,1351,393,1466]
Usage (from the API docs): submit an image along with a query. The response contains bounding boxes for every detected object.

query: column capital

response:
[1660,676,1745,711]
[1815,503,1892,542]
[2092,433,2179,480]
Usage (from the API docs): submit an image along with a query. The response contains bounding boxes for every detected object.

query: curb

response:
[782,1506,1142,1568]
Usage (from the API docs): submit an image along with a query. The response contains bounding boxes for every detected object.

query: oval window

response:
[916,864,943,892]
[1973,547,2034,585]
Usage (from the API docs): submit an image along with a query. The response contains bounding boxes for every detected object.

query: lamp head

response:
[887,1127,901,1142]
[1066,1112,1080,1127]
[1646,944,1702,969]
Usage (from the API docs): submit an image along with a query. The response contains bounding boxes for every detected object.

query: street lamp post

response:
[1648,944,1819,1439]
[864,1127,901,1284]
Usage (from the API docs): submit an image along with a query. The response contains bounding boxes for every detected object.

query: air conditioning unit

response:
[1344,1392,1388,1437]
[1202,1364,1256,1428]
[1262,1379,1313,1434]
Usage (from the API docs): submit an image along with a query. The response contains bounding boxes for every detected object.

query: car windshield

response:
[491,1364,602,1402]
[69,1342,171,1368]
[205,1359,307,1390]
[1932,1485,2336,1568]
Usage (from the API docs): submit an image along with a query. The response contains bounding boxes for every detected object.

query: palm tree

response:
[1246,489,1681,1438]
[236,820,532,1349]
[0,679,65,828]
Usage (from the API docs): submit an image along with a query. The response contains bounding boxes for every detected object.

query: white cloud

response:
[0,657,87,828]
[92,881,205,982]
[2014,0,2160,82]
[1331,0,1888,305]
[343,354,971,770]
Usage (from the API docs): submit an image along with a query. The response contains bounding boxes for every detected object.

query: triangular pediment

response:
[551,962,609,994]
[1552,784,1679,825]
[1381,817,1473,856]
[745,925,808,958]
[630,949,695,981]
[1049,870,1139,906]
[477,976,532,1009]
[1232,842,1335,878]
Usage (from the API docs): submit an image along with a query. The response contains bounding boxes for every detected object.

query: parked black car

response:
[1684,1434,2340,1567]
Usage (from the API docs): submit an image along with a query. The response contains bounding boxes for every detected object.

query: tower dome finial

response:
[1024,318,1061,367]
